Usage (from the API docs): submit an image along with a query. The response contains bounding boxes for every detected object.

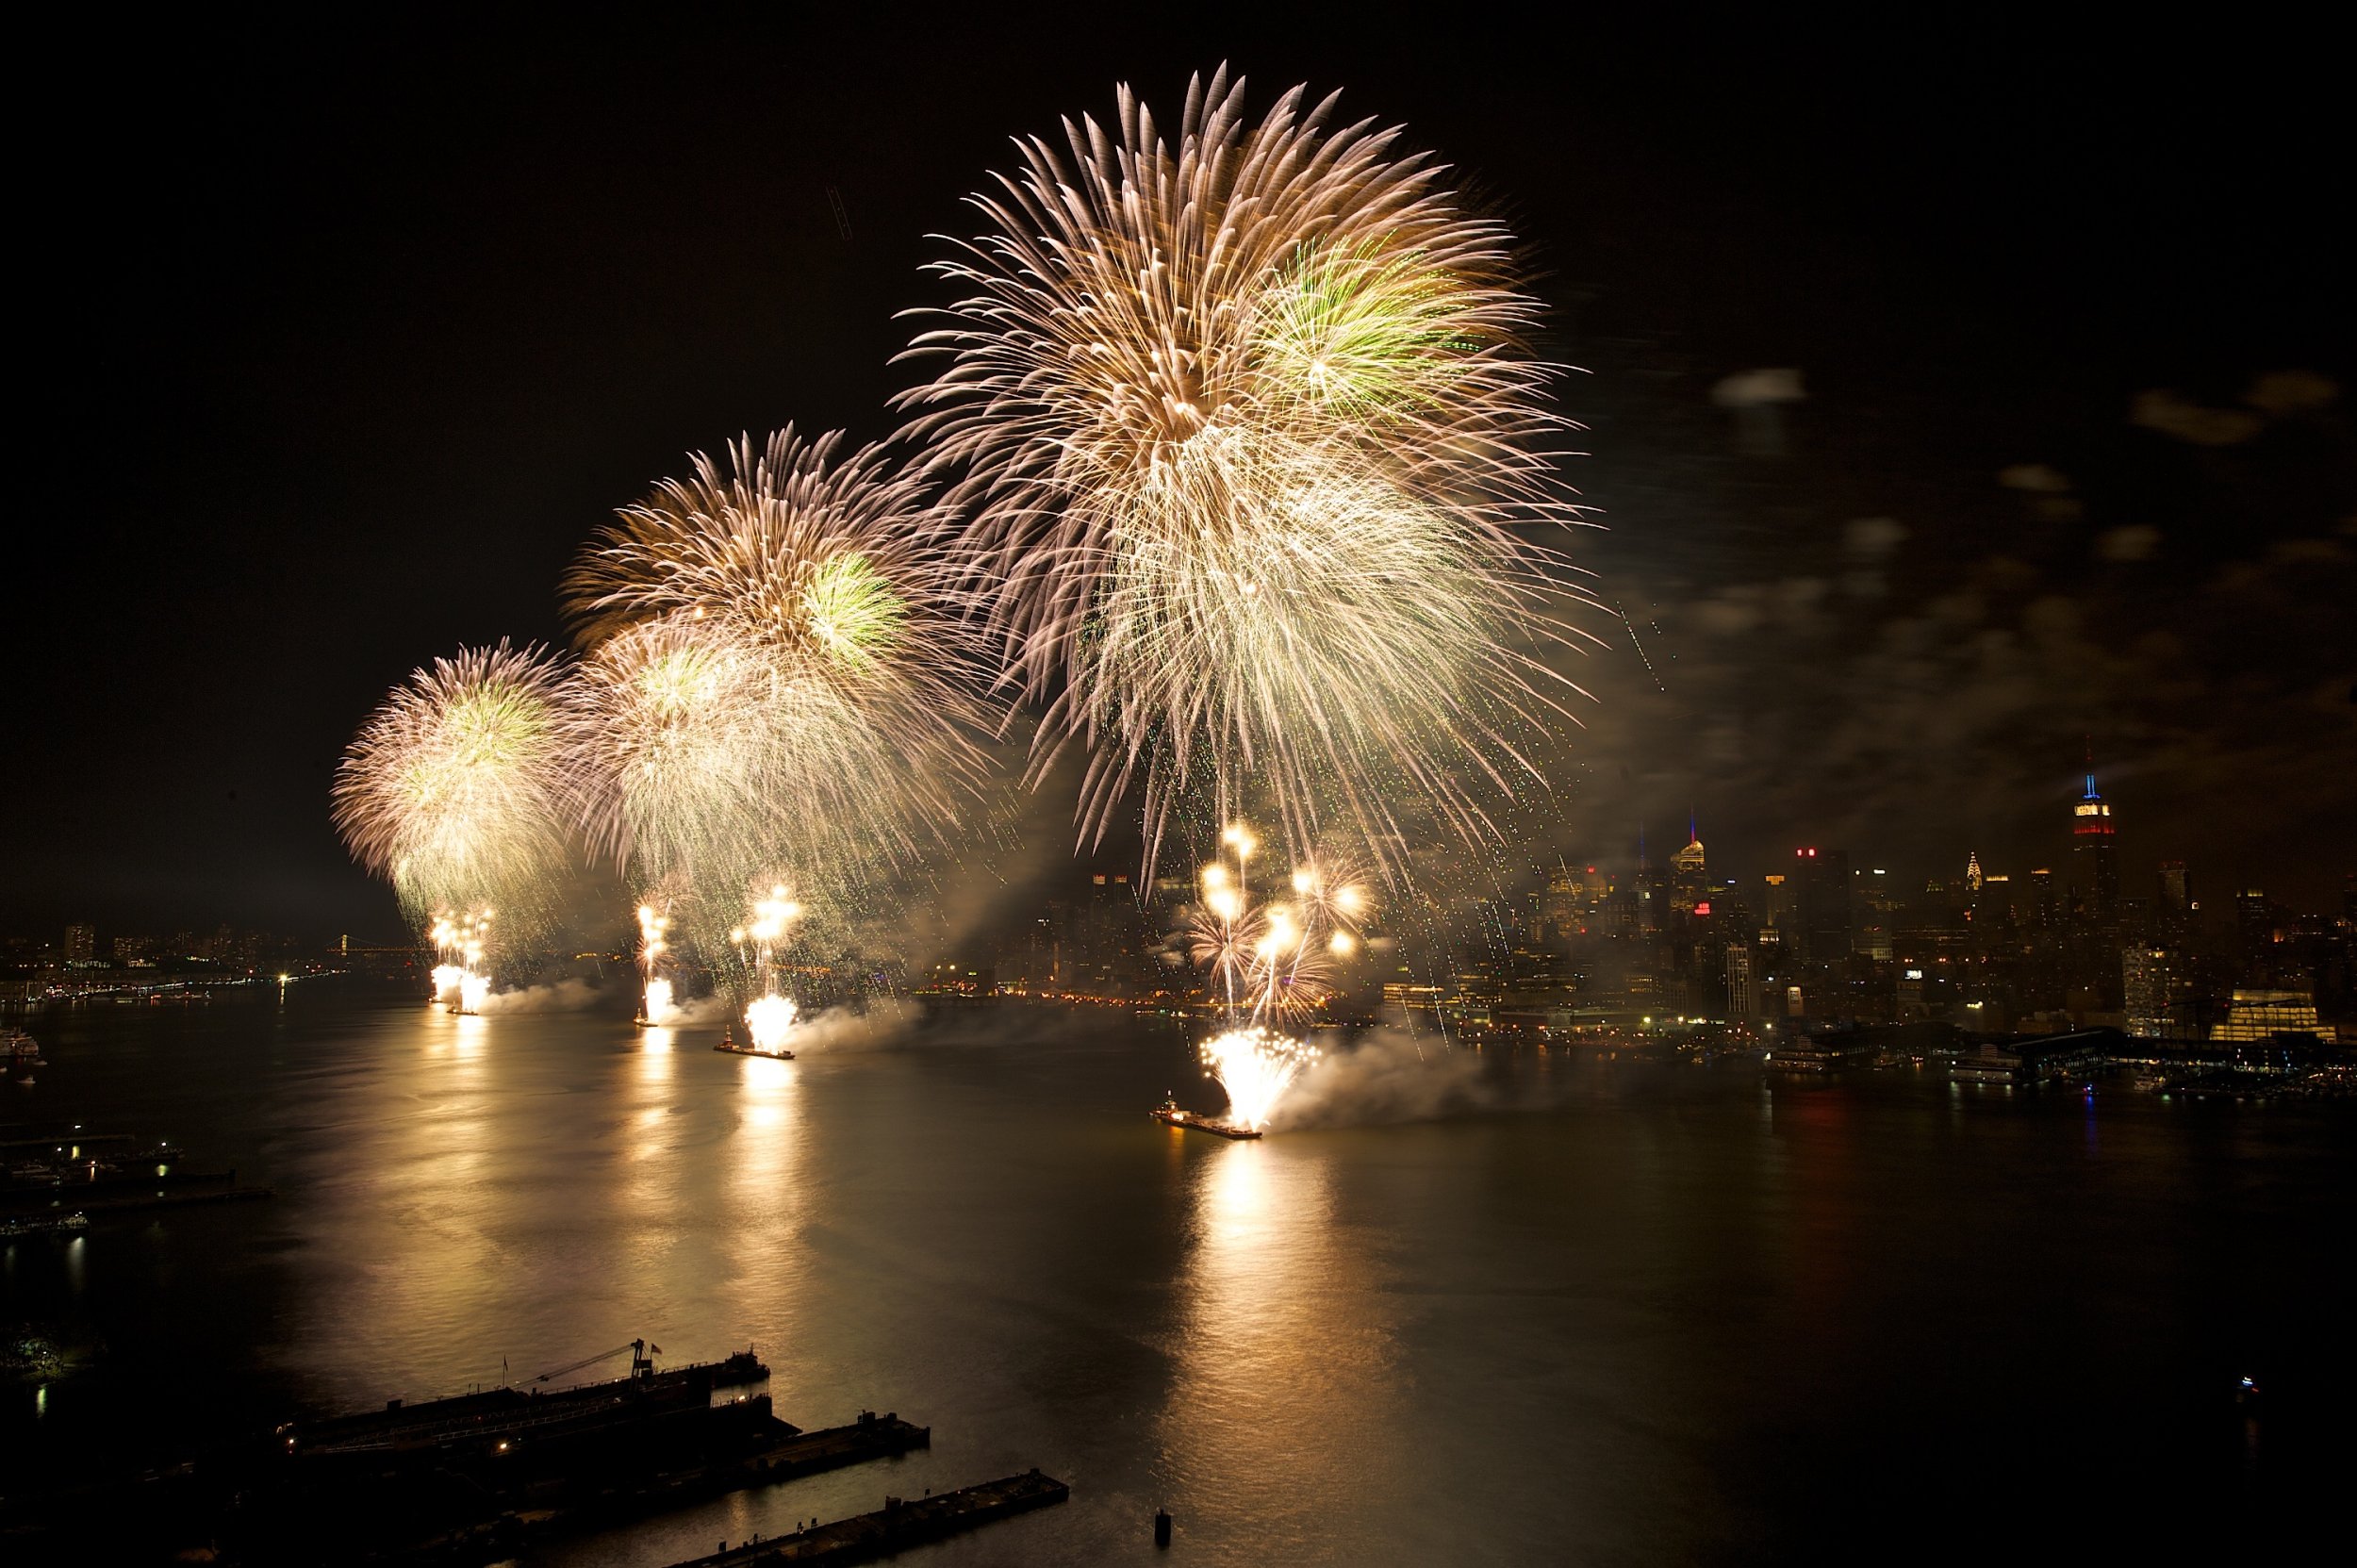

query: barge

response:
[668,1469,1068,1566]
[716,1036,795,1061]
[1150,1099,1262,1141]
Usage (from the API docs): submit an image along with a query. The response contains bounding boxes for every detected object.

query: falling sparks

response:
[333,645,573,980]
[1185,822,1368,1127]
[562,429,988,970]
[1198,1028,1319,1131]
[899,67,1596,874]
[733,884,804,1051]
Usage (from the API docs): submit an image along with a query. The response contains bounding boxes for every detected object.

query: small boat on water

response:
[6,1029,41,1083]
[1150,1097,1261,1141]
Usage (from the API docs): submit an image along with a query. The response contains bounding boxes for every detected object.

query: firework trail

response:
[333,643,575,984]
[898,66,1598,876]
[563,429,988,971]
[1184,821,1370,1128]
[731,884,804,1051]
[635,900,679,1025]
[1199,1027,1318,1131]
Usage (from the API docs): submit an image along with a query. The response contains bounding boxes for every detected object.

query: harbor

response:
[3,1125,272,1224]
[1,1331,1050,1566]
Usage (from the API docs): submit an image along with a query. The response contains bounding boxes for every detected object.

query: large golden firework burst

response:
[899,67,1597,873]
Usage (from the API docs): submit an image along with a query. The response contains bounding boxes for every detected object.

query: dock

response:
[671,1471,1069,1566]
[403,1411,932,1560]
[284,1346,769,1455]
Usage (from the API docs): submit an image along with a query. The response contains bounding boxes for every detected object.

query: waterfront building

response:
[2207,988,2323,1042]
[2122,946,2197,1039]
[1946,1030,2112,1085]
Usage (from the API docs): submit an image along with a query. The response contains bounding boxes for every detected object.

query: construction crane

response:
[527,1337,660,1387]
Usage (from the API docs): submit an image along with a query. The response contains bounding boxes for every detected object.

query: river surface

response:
[5,984,2349,1562]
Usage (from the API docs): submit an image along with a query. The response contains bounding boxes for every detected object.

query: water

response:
[5,984,2349,1561]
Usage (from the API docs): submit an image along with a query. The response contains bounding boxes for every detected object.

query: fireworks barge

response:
[1150,1098,1262,1140]
[716,1035,796,1061]
[665,1469,1068,1567]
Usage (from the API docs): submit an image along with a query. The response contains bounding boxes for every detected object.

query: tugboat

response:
[1150,1093,1262,1141]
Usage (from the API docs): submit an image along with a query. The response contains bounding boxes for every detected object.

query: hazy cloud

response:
[1844,516,1908,557]
[1711,368,1806,407]
[2244,369,2340,415]
[1998,463,2073,493]
[2096,525,2160,562]
[2132,388,2264,447]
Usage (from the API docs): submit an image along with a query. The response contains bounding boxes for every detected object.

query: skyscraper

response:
[1723,943,1755,1023]
[1671,818,1706,914]
[2072,768,2119,932]
[64,923,96,964]
[2156,861,2192,945]
[1793,848,1852,965]
[2122,947,2193,1039]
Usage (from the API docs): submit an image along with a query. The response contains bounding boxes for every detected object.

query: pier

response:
[402,1412,933,1560]
[671,1471,1069,1566]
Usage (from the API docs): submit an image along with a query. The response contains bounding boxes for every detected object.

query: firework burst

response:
[1183,822,1369,1127]
[333,643,575,969]
[899,67,1596,872]
[562,428,989,959]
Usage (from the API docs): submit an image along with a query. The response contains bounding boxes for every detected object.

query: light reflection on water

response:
[1155,1141,1401,1560]
[5,989,2351,1564]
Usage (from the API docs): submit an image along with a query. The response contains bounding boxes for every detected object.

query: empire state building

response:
[2073,768,2120,932]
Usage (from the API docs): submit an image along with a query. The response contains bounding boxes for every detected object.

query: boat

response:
[714,1035,794,1062]
[1150,1097,1261,1141]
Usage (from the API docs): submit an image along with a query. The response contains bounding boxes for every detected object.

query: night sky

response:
[13,10,2351,944]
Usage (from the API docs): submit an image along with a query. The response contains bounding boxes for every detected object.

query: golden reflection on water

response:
[715,1055,807,1344]
[623,1028,681,1246]
[1156,1138,1399,1555]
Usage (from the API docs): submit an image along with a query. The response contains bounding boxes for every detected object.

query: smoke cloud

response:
[474,977,607,1014]
[1271,1030,1495,1130]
